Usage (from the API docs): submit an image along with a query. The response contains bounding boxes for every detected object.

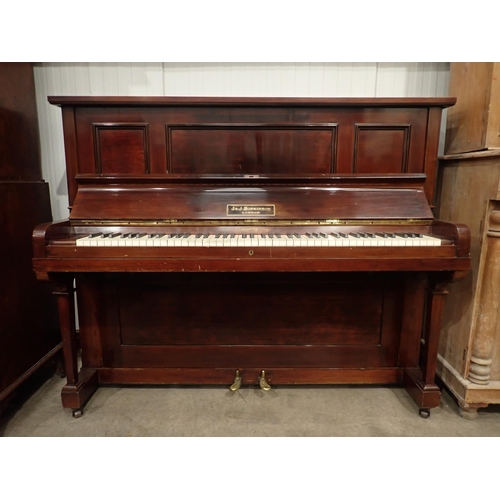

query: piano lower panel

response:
[77,272,403,372]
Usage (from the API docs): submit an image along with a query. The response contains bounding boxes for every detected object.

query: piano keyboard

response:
[75,231,442,247]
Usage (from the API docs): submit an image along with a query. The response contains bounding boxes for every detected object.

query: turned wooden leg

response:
[422,274,451,387]
[468,207,500,385]
[459,406,479,420]
[53,279,78,386]
[53,277,98,416]
[404,272,454,415]
[458,402,488,420]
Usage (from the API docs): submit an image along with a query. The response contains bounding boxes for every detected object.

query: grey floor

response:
[2,372,500,437]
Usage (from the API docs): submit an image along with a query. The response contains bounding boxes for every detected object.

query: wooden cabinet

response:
[0,63,61,408]
[445,62,500,154]
[436,62,500,419]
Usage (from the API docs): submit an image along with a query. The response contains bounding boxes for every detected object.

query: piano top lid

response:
[47,96,457,108]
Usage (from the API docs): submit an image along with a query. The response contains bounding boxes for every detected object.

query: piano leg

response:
[54,278,98,417]
[403,272,454,417]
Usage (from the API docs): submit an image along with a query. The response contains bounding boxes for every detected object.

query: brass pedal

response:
[229,370,242,391]
[258,370,271,391]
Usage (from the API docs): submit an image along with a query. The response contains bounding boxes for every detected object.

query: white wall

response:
[33,62,450,221]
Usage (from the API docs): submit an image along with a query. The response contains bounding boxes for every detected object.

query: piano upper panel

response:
[49,96,456,206]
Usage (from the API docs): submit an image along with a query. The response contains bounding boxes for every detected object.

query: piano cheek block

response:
[34,95,470,418]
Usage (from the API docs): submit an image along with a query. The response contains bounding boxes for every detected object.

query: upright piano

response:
[33,96,470,418]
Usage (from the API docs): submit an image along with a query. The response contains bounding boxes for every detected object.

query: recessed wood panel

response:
[117,273,383,347]
[94,124,149,174]
[354,125,410,174]
[168,125,336,174]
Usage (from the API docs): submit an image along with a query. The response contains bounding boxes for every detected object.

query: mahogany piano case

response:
[32,97,470,418]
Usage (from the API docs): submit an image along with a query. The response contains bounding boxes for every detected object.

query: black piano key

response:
[375,232,388,238]
[286,234,294,239]
[349,232,361,238]
[330,232,340,238]
[320,232,328,238]
[88,232,103,238]
[108,233,121,238]
[222,234,229,239]
[215,234,221,238]
[339,232,349,238]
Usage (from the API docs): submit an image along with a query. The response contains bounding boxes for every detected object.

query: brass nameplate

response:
[227,204,276,216]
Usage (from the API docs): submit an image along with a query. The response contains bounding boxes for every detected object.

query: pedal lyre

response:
[229,370,242,391]
[258,370,271,391]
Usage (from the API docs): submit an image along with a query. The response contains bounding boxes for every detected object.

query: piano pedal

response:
[258,370,272,391]
[229,370,242,391]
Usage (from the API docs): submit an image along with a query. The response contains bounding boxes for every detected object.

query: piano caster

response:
[229,370,242,391]
[419,408,431,419]
[258,370,271,391]
[72,409,83,418]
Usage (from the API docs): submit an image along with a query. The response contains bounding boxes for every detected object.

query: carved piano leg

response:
[404,272,454,417]
[54,278,98,417]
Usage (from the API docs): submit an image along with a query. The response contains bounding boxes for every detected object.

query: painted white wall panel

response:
[33,62,450,221]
